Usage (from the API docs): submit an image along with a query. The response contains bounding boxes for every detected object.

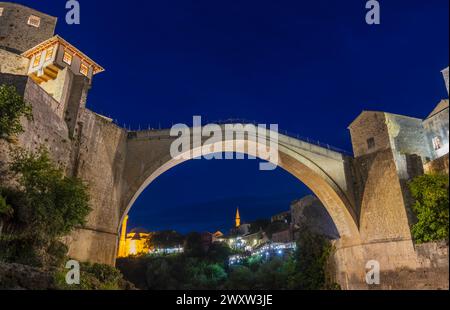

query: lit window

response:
[63,51,73,65]
[0,8,4,16]
[45,46,55,61]
[432,136,442,150]
[80,63,89,76]
[33,53,42,68]
[367,137,375,149]
[27,15,41,28]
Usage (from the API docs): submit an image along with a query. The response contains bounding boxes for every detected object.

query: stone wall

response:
[291,195,339,239]
[424,153,449,174]
[0,48,29,74]
[64,109,128,265]
[348,112,391,158]
[0,77,70,170]
[0,2,56,53]
[423,100,449,160]
[0,73,128,266]
[367,242,449,290]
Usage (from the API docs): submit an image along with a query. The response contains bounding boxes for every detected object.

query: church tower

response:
[235,208,241,228]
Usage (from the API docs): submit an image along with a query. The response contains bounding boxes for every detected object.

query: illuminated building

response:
[117,215,152,257]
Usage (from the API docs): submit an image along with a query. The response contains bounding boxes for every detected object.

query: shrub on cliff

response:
[0,194,13,236]
[286,227,337,290]
[8,147,91,240]
[0,84,32,141]
[409,174,449,244]
[0,148,91,267]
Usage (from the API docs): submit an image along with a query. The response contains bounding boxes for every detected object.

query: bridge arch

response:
[119,127,361,247]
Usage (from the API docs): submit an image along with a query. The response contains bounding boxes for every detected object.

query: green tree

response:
[225,266,255,289]
[206,242,232,264]
[0,194,13,236]
[145,256,184,290]
[408,174,449,243]
[287,228,334,290]
[0,85,32,140]
[249,219,270,234]
[184,232,204,257]
[0,148,91,267]
[148,230,184,249]
[264,221,289,239]
[254,258,289,289]
[8,147,91,240]
[184,259,227,289]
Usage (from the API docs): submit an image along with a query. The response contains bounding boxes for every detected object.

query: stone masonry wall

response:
[0,77,70,171]
[0,2,56,53]
[0,48,29,75]
[424,153,449,174]
[0,73,128,265]
[64,109,128,265]
[348,112,391,158]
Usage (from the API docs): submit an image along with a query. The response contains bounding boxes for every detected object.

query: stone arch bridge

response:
[56,114,419,289]
[0,80,423,288]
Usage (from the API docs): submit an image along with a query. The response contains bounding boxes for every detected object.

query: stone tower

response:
[0,2,57,53]
[235,208,241,228]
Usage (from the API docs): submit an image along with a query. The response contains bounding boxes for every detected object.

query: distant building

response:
[0,2,57,54]
[290,195,339,240]
[230,208,251,236]
[348,67,449,176]
[271,211,291,224]
[212,231,225,243]
[271,229,292,243]
[117,216,152,257]
[241,230,269,249]
[423,100,449,160]
[200,232,213,252]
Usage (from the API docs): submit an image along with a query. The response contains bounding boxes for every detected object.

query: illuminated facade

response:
[117,216,152,257]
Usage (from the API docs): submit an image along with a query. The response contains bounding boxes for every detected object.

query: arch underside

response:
[121,138,361,246]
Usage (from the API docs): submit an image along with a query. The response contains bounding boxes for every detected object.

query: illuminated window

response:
[432,136,442,150]
[27,15,41,28]
[63,51,73,65]
[45,46,55,61]
[80,63,89,76]
[0,8,4,16]
[33,53,42,68]
[367,137,375,150]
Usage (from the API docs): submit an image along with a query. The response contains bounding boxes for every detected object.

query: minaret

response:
[235,208,241,228]
[118,215,129,257]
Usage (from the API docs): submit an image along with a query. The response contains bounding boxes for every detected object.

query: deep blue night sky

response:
[14,0,449,233]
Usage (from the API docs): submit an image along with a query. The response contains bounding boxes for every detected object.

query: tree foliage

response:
[0,148,91,267]
[7,147,91,240]
[118,228,337,290]
[287,228,335,289]
[0,85,33,140]
[148,230,184,249]
[184,232,205,257]
[408,174,449,244]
